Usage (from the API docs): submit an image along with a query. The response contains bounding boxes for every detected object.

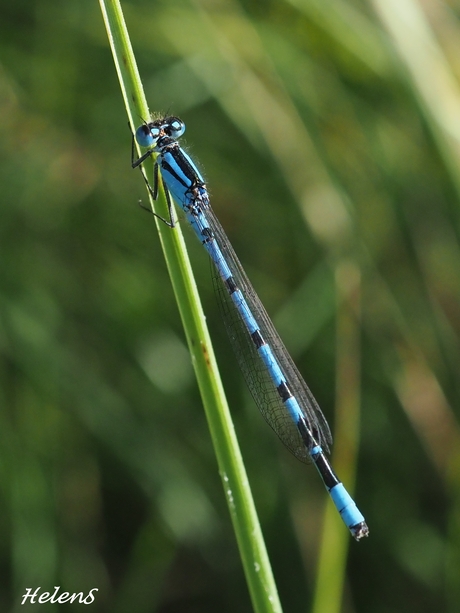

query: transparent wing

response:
[205,206,332,463]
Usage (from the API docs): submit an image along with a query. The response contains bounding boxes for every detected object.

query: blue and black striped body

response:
[134,116,368,540]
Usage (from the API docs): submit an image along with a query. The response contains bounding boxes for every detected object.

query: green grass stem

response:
[98,1,283,611]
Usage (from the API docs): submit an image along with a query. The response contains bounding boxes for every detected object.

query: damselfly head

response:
[135,116,185,148]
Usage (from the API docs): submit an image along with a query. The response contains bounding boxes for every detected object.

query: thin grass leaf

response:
[98,1,283,611]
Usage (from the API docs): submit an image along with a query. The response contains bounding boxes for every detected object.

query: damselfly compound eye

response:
[135,124,160,147]
[165,117,185,139]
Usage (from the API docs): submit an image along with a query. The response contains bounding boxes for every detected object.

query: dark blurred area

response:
[1,0,460,611]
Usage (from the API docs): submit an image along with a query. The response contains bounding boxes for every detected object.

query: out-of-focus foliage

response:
[1,0,460,611]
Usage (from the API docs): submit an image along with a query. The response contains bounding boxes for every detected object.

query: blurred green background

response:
[1,0,460,611]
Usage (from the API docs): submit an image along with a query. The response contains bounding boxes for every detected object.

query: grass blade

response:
[98,1,283,611]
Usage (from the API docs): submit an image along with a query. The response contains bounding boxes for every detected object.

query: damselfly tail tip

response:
[351,521,369,541]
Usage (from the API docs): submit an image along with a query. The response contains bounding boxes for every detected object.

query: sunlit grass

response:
[99,1,283,612]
